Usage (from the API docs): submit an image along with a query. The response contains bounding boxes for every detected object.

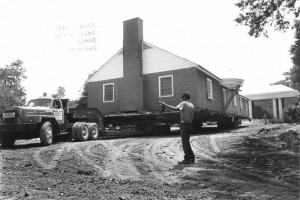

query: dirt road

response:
[0,122,299,199]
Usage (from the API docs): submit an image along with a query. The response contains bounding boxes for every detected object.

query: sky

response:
[0,0,296,101]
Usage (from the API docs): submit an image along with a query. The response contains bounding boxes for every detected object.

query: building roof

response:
[242,85,300,100]
[87,42,221,83]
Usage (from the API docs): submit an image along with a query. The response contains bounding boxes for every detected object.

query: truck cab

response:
[27,98,65,123]
[0,97,103,147]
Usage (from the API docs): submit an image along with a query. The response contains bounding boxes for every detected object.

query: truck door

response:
[52,99,64,124]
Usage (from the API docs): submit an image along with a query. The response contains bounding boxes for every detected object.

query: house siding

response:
[143,44,198,75]
[88,67,248,117]
[225,89,242,114]
[87,78,122,114]
[143,68,199,111]
[195,69,222,111]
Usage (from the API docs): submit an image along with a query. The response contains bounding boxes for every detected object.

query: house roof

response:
[87,42,221,83]
[242,85,300,100]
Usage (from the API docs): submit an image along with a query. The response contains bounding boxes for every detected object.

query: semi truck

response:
[0,97,104,147]
[0,96,247,147]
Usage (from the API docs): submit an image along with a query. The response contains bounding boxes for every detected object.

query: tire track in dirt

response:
[0,154,3,191]
[31,137,181,184]
[0,152,17,200]
[33,141,111,177]
[190,136,219,162]
[209,135,221,154]
[72,142,111,177]
[33,143,73,170]
[99,138,180,183]
[195,133,300,195]
[142,138,179,183]
[0,153,4,199]
[101,140,142,180]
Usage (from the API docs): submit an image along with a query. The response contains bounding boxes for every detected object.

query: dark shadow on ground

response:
[220,128,300,188]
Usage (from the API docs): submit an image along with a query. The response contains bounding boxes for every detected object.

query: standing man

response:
[159,92,195,164]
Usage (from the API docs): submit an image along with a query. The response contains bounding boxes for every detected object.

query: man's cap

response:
[180,92,191,99]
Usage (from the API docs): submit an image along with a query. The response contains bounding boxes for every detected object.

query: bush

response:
[269,117,284,124]
[283,105,300,123]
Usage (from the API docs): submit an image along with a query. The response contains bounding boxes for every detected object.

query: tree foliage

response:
[0,60,27,112]
[52,86,66,98]
[289,20,300,91]
[76,71,96,108]
[235,0,300,37]
[271,20,300,92]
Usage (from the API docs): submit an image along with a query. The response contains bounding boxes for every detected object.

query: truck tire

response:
[0,135,16,148]
[76,122,89,142]
[88,123,99,140]
[71,122,80,142]
[40,121,53,146]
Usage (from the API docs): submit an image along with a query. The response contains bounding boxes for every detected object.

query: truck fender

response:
[40,118,60,132]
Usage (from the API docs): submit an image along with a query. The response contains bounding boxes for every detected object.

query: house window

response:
[222,88,226,105]
[207,78,213,100]
[103,83,114,102]
[240,97,243,109]
[233,95,237,106]
[245,100,248,111]
[159,75,173,97]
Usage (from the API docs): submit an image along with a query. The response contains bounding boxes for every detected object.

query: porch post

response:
[278,98,283,119]
[248,100,253,119]
[272,99,277,118]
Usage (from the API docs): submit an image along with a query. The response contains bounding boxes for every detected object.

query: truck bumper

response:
[0,123,38,133]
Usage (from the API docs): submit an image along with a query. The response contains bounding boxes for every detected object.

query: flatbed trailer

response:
[102,108,248,136]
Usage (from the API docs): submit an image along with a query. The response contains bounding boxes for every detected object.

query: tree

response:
[52,86,66,98]
[0,60,27,112]
[235,1,300,91]
[76,71,96,108]
[289,20,300,91]
[235,0,300,37]
[271,20,300,92]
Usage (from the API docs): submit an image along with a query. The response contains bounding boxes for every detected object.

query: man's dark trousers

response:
[180,123,195,161]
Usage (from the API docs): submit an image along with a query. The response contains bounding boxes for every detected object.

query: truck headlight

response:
[29,117,34,123]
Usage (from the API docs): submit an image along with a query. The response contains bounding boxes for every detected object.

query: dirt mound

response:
[279,130,300,153]
[258,124,300,153]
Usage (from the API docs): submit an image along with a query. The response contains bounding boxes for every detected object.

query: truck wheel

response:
[76,122,89,142]
[0,135,16,148]
[71,122,79,142]
[88,123,99,140]
[40,121,53,146]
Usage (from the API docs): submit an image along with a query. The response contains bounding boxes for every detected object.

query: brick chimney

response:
[120,18,144,112]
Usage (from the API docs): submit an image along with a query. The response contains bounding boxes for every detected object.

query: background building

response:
[243,85,300,119]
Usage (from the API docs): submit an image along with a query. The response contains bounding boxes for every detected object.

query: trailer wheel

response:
[0,135,16,148]
[40,121,53,146]
[152,124,170,135]
[193,122,203,133]
[88,123,99,140]
[72,122,80,142]
[76,122,89,142]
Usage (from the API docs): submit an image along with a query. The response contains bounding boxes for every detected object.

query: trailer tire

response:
[76,122,89,142]
[88,123,99,140]
[193,122,203,133]
[40,121,53,146]
[0,135,16,148]
[152,124,170,135]
[72,122,80,142]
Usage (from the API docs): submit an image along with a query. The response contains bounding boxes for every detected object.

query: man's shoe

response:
[178,160,192,164]
[190,158,195,163]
